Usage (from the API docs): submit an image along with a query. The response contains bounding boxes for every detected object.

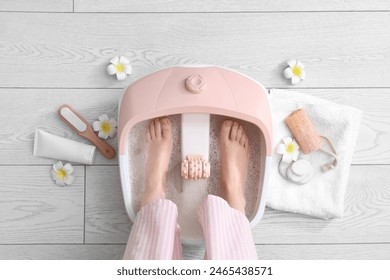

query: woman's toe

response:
[221,120,233,139]
[229,121,239,140]
[149,120,156,140]
[160,117,172,139]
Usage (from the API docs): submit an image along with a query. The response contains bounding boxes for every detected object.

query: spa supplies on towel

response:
[277,108,339,186]
[285,109,323,154]
[268,89,362,219]
[285,109,338,172]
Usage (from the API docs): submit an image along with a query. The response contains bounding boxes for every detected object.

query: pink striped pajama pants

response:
[123,195,258,260]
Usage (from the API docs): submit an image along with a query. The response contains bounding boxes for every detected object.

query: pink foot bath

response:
[118,65,272,244]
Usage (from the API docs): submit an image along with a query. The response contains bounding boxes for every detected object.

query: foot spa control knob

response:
[181,155,210,180]
[185,75,206,94]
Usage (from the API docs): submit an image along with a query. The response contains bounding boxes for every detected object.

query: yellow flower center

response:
[57,169,67,179]
[292,66,302,77]
[115,64,124,72]
[286,143,296,154]
[101,121,111,133]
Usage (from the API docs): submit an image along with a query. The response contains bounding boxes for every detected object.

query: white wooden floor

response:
[0,1,390,260]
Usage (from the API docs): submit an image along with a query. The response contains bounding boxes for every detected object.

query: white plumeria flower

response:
[107,56,132,81]
[276,137,300,163]
[51,161,74,187]
[92,114,117,139]
[283,59,305,85]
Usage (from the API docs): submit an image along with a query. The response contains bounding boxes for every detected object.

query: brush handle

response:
[58,104,116,160]
[87,131,116,159]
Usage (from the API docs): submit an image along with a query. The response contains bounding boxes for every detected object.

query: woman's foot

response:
[219,120,249,213]
[141,117,173,207]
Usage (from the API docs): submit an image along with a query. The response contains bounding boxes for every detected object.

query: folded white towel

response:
[267,89,362,219]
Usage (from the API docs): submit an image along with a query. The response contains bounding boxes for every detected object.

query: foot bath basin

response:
[118,65,272,244]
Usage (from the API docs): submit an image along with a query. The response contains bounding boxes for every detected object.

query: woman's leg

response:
[123,118,183,260]
[123,199,182,260]
[198,120,257,259]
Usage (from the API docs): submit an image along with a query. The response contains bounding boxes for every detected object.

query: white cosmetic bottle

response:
[33,129,96,165]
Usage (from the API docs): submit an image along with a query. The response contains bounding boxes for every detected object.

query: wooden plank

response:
[85,166,131,243]
[183,244,390,260]
[1,243,389,259]
[256,244,390,260]
[0,0,73,12]
[0,13,389,88]
[0,245,125,260]
[0,89,121,165]
[84,166,390,244]
[292,89,390,164]
[0,244,203,260]
[0,88,388,165]
[0,166,84,244]
[74,0,390,12]
[254,166,390,244]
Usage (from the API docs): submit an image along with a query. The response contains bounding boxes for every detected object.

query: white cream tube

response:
[33,129,96,165]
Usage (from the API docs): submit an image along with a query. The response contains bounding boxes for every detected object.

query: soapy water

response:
[127,114,264,240]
